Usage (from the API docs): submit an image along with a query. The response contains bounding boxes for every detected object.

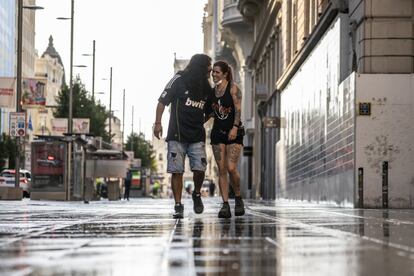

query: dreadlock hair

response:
[180,54,212,100]
[213,60,233,84]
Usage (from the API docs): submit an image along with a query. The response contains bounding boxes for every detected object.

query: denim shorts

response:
[167,141,207,173]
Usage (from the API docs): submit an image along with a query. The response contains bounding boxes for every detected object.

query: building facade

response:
[0,0,37,134]
[21,36,65,169]
[206,0,414,208]
[0,0,16,134]
[30,36,65,138]
[106,116,122,150]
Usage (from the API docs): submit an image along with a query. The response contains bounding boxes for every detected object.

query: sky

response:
[35,0,207,140]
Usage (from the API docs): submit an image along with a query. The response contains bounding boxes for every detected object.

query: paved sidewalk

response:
[0,198,414,275]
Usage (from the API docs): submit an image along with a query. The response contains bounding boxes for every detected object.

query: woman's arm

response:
[231,83,242,127]
[228,83,242,140]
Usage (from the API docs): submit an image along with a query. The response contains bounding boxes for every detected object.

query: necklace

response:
[215,81,227,97]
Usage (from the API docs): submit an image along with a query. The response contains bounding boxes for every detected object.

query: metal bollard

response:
[382,161,388,208]
[358,168,364,208]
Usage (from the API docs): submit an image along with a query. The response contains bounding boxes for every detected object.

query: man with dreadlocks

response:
[154,54,212,219]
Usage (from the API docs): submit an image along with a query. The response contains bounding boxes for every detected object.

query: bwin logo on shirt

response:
[185,98,205,109]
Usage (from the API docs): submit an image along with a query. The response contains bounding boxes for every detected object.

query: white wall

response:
[355,74,414,208]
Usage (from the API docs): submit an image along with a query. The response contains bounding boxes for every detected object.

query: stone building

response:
[106,116,122,150]
[205,0,414,208]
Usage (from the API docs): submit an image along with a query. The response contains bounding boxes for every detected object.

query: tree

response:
[125,132,156,170]
[0,134,18,170]
[53,76,110,142]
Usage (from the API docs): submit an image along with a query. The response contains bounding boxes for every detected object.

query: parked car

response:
[0,169,31,197]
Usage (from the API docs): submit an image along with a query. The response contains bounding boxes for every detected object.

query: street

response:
[0,198,414,275]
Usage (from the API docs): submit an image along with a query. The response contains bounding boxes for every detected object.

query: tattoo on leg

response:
[228,144,241,163]
[212,145,222,162]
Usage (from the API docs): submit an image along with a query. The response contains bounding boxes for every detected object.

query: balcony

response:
[222,2,245,28]
[237,0,262,18]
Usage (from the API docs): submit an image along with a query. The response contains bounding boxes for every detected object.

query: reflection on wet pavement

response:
[0,198,413,275]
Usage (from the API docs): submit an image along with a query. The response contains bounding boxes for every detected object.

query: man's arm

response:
[154,102,165,139]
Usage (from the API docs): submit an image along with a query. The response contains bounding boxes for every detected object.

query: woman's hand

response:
[228,126,238,141]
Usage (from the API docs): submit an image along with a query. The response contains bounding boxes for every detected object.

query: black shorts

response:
[210,129,243,145]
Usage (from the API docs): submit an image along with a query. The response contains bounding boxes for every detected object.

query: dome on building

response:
[42,35,66,87]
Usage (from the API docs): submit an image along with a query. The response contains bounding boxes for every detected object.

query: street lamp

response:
[122,89,125,152]
[82,40,96,99]
[103,69,113,141]
[15,1,43,190]
[109,67,113,142]
[56,1,74,134]
[57,0,74,201]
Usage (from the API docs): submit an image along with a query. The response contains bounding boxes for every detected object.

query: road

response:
[0,197,413,275]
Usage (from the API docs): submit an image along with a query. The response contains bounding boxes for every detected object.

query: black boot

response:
[218,202,231,218]
[235,196,245,216]
[173,203,184,219]
[192,192,204,214]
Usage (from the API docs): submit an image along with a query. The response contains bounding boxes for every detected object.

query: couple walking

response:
[154,54,245,219]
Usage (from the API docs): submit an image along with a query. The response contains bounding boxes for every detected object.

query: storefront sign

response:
[73,118,90,134]
[22,78,46,106]
[263,116,280,128]
[51,118,68,136]
[0,77,15,108]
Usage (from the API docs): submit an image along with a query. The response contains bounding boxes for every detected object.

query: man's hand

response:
[153,123,163,139]
[154,102,165,139]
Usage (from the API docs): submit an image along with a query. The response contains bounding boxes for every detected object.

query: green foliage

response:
[125,132,156,170]
[53,76,110,142]
[0,134,17,170]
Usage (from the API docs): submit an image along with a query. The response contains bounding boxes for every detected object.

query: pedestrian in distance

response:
[124,170,131,201]
[206,60,245,218]
[209,180,216,197]
[154,54,212,219]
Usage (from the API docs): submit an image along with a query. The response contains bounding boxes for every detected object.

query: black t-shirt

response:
[158,74,207,143]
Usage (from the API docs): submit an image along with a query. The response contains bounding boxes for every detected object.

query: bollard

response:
[358,168,364,208]
[382,161,388,208]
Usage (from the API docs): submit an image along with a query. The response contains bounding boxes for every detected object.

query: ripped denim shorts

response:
[167,141,207,173]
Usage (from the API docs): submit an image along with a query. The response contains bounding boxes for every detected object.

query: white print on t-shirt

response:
[185,98,205,109]
[212,99,232,120]
[161,91,167,98]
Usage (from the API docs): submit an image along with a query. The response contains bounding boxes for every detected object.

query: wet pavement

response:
[0,198,413,275]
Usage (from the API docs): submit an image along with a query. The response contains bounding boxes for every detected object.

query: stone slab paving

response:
[0,198,413,275]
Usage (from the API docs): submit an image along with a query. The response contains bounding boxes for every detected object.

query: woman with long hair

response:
[208,60,245,218]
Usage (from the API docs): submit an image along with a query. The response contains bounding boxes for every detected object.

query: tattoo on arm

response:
[236,87,242,100]
[231,85,242,126]
[234,108,241,125]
